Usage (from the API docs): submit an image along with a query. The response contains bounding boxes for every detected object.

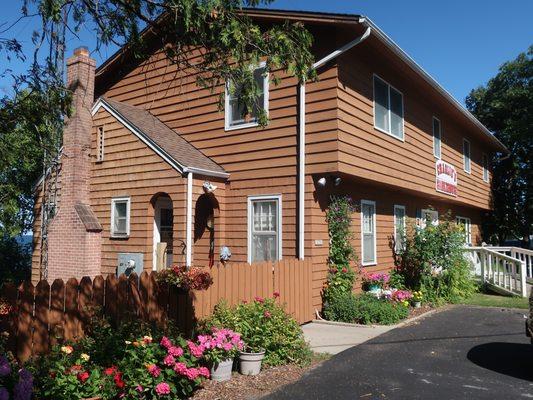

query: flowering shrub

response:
[323,196,357,306]
[198,328,243,365]
[201,295,311,366]
[0,351,33,400]
[157,265,213,291]
[118,335,208,399]
[388,289,413,307]
[361,272,390,289]
[392,214,475,304]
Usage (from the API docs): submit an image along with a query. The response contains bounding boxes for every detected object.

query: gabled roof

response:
[92,98,229,179]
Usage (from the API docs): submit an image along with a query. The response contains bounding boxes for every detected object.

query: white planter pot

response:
[413,301,421,308]
[239,350,265,376]
[210,357,234,382]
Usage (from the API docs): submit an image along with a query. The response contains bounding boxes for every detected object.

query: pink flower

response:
[146,364,161,377]
[155,382,171,395]
[173,362,187,375]
[163,354,175,366]
[185,367,200,380]
[264,310,272,318]
[198,366,210,378]
[160,336,172,349]
[273,291,280,298]
[168,346,184,357]
[222,342,233,351]
[136,385,143,392]
[187,341,204,358]
[254,296,264,303]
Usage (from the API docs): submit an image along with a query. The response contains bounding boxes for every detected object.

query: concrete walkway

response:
[303,311,437,354]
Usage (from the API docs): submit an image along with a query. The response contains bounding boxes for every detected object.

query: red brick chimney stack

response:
[46,47,102,281]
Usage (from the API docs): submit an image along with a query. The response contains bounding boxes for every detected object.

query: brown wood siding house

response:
[32,9,507,311]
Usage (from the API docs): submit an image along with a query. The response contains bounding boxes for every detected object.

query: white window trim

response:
[456,216,472,245]
[463,138,471,174]
[360,200,377,266]
[393,205,406,252]
[96,126,105,162]
[482,153,489,183]
[432,116,441,159]
[419,208,439,228]
[225,62,269,131]
[373,74,405,142]
[247,194,282,264]
[110,196,131,238]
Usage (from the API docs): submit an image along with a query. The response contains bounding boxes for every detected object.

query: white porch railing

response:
[464,246,528,297]
[482,246,533,280]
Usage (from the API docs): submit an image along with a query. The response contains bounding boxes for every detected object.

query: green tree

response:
[466,46,532,246]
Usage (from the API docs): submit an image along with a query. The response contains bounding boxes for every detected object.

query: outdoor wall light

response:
[334,177,342,186]
[317,177,327,187]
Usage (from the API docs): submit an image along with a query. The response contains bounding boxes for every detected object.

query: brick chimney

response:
[46,47,102,281]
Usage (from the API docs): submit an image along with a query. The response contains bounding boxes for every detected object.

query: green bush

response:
[392,212,476,304]
[200,297,311,366]
[324,293,409,325]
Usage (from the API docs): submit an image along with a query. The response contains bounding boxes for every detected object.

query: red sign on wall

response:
[435,160,457,196]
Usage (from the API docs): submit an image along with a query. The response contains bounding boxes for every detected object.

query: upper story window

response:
[463,139,471,173]
[96,126,105,162]
[248,195,281,263]
[225,63,268,131]
[111,197,130,238]
[373,75,404,140]
[482,153,489,182]
[432,117,441,159]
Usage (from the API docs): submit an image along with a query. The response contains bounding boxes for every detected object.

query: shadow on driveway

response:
[467,342,533,382]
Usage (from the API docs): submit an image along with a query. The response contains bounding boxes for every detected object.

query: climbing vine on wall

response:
[322,195,357,306]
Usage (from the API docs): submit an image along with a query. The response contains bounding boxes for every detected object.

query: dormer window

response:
[225,63,268,130]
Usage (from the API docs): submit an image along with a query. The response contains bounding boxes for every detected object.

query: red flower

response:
[77,371,90,383]
[264,311,272,318]
[49,371,56,379]
[104,366,117,376]
[273,291,280,298]
[341,267,347,273]
[254,296,264,303]
[114,372,125,388]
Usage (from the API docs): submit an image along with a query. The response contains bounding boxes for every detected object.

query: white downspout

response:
[186,171,193,267]
[297,25,371,260]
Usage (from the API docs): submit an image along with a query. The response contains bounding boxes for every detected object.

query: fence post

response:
[520,260,528,298]
[480,250,485,283]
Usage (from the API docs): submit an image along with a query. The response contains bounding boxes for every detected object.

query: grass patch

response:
[461,292,529,309]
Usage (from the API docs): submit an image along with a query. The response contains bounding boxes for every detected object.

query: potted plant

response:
[411,291,423,308]
[362,272,390,292]
[156,265,213,291]
[199,328,243,382]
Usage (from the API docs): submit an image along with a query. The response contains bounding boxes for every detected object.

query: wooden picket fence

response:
[0,258,314,361]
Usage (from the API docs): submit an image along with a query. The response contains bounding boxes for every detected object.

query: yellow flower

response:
[61,345,73,354]
[81,353,90,361]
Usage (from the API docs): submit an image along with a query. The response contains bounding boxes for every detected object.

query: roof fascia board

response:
[92,99,229,179]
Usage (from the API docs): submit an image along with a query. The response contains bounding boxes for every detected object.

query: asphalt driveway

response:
[264,306,533,400]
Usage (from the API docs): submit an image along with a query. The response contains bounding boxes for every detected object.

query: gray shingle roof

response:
[100,98,227,177]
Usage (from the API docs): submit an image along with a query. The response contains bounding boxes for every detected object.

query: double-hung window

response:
[248,195,281,263]
[456,216,472,245]
[463,139,471,173]
[373,75,404,140]
[361,200,377,265]
[482,153,489,182]
[225,63,269,130]
[433,117,441,159]
[419,209,439,229]
[111,197,130,237]
[393,205,406,253]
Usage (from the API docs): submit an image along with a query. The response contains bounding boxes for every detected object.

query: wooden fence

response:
[0,259,314,361]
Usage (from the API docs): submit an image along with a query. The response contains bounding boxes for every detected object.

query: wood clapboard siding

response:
[336,43,493,210]
[96,43,340,266]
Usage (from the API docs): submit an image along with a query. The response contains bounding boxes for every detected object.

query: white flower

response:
[81,353,90,361]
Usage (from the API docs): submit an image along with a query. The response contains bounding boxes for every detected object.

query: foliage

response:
[197,328,243,365]
[324,293,409,325]
[392,214,476,304]
[0,235,31,287]
[157,266,213,291]
[0,338,33,400]
[200,295,311,366]
[323,195,357,306]
[411,290,423,303]
[466,45,532,246]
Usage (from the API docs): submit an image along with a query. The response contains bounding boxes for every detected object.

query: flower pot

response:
[368,284,381,292]
[238,350,265,376]
[413,301,421,308]
[210,358,234,382]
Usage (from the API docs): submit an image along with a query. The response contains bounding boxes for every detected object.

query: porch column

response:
[186,172,193,267]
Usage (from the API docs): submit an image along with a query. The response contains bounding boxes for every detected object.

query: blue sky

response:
[1,0,532,103]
